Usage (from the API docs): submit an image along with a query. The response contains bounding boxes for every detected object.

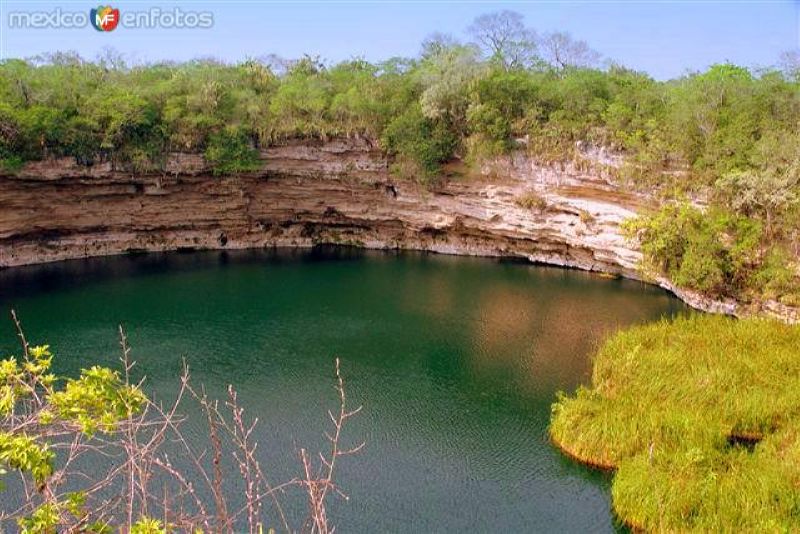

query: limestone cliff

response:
[0,138,796,322]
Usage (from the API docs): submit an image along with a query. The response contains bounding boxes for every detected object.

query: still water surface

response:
[0,248,686,532]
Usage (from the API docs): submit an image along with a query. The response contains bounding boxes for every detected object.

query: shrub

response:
[465,102,513,160]
[380,104,457,184]
[389,155,436,185]
[0,154,23,173]
[204,127,261,175]
[751,247,800,304]
[626,202,765,297]
[514,190,548,211]
[0,315,362,532]
[578,209,595,225]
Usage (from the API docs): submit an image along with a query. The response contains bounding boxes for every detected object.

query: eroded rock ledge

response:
[1,138,796,323]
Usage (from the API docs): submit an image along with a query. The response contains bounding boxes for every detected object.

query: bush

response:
[380,104,456,184]
[388,155,434,185]
[0,52,797,199]
[514,190,548,211]
[0,317,362,532]
[0,153,23,173]
[751,247,800,304]
[626,203,765,297]
[465,102,512,159]
[204,128,261,175]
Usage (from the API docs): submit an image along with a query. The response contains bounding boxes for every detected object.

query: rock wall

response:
[0,138,796,322]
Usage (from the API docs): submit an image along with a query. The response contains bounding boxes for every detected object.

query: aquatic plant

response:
[550,314,800,531]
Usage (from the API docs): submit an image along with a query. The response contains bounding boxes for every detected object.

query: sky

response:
[0,0,798,80]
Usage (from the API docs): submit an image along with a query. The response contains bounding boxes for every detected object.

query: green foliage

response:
[626,202,778,297]
[17,492,113,534]
[268,58,331,138]
[130,517,167,534]
[0,432,54,486]
[0,154,24,173]
[602,66,665,153]
[0,31,798,304]
[715,165,799,236]
[0,345,55,417]
[0,50,797,191]
[18,502,59,534]
[417,44,484,135]
[0,343,145,482]
[0,329,360,533]
[550,315,800,531]
[750,247,800,305]
[49,365,146,435]
[466,103,512,157]
[381,104,456,183]
[327,59,387,137]
[204,127,261,175]
[464,69,538,158]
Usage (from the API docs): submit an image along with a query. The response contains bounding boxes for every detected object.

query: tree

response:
[467,10,538,70]
[420,32,461,60]
[204,127,261,175]
[716,169,799,237]
[417,44,484,135]
[666,63,759,175]
[602,66,665,152]
[465,69,540,157]
[539,31,601,70]
[29,51,84,68]
[779,49,800,81]
[0,315,363,533]
[627,203,765,296]
[381,103,456,182]
[84,87,162,169]
[96,46,128,71]
[328,59,383,136]
[268,57,332,138]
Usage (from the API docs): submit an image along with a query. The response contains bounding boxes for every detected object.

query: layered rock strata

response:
[1,138,795,322]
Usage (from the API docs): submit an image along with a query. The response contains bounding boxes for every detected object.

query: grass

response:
[515,190,548,211]
[550,314,800,531]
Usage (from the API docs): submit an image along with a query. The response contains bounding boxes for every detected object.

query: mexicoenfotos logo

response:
[90,6,120,32]
[7,6,214,30]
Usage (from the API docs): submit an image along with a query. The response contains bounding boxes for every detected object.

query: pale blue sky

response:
[0,0,798,79]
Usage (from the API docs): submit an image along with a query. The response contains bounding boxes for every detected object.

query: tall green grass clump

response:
[550,314,800,531]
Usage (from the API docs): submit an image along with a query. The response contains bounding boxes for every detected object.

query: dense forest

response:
[1,10,799,306]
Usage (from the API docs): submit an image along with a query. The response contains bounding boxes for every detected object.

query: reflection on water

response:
[0,247,685,532]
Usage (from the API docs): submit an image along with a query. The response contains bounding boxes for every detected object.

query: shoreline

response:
[1,141,796,323]
[0,233,790,322]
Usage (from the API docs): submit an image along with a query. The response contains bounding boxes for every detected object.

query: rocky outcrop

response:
[0,138,796,322]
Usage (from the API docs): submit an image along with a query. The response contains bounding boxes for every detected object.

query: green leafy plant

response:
[0,313,362,533]
[381,104,456,184]
[204,127,261,175]
[624,202,789,299]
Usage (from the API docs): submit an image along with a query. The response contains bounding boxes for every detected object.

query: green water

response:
[0,247,685,532]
